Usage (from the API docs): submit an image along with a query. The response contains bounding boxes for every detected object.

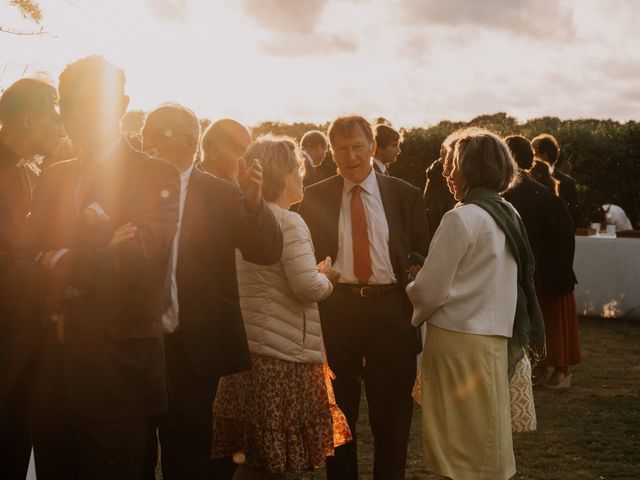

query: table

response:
[573,235,640,318]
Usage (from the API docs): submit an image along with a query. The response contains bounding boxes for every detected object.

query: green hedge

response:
[252,113,640,228]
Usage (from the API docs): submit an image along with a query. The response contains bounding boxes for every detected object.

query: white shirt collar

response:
[372,157,387,174]
[343,166,377,196]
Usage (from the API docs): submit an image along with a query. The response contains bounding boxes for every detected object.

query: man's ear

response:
[370,139,377,157]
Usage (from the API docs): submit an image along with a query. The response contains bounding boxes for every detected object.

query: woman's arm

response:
[406,209,471,326]
[280,212,333,304]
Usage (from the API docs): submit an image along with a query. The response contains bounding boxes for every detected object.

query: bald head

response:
[201,118,252,183]
[141,103,200,171]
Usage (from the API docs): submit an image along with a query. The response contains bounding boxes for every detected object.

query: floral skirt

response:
[211,354,351,475]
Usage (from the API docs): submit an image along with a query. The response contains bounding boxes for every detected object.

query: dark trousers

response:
[30,325,75,480]
[31,325,150,480]
[0,322,73,480]
[321,289,417,480]
[143,330,235,480]
[0,373,32,480]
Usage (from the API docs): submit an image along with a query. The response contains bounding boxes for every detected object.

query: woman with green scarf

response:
[407,130,545,480]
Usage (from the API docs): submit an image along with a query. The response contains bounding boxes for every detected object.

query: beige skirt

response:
[420,324,516,480]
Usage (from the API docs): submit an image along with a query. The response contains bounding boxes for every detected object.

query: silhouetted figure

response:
[0,77,61,480]
[139,104,282,480]
[532,133,584,228]
[15,56,180,479]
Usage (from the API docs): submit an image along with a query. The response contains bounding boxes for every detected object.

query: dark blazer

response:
[553,168,583,228]
[15,139,180,423]
[423,159,455,237]
[175,167,282,382]
[0,143,47,403]
[546,195,577,294]
[503,175,556,283]
[298,173,429,293]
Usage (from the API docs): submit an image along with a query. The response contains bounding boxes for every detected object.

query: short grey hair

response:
[244,134,303,202]
[454,130,516,194]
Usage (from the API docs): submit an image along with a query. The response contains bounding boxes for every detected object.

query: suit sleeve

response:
[410,187,431,257]
[70,160,180,290]
[233,191,283,266]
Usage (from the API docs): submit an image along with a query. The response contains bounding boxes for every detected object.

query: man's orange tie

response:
[351,185,372,284]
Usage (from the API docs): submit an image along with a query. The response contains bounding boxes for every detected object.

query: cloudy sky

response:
[1,0,639,127]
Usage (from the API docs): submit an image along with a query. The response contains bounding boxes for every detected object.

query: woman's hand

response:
[318,256,340,283]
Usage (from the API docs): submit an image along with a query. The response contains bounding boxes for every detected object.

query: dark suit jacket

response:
[553,168,583,228]
[175,167,282,382]
[546,195,577,294]
[0,143,48,403]
[15,139,180,423]
[298,174,429,342]
[503,175,556,284]
[423,159,455,237]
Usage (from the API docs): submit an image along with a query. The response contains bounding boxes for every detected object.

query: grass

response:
[156,316,640,479]
[308,316,640,479]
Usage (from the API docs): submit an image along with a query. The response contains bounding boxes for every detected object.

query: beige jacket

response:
[236,203,333,363]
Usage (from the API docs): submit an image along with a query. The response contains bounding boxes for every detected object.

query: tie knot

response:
[351,184,363,196]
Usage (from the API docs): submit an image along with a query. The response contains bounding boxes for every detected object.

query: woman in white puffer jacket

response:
[212,135,351,479]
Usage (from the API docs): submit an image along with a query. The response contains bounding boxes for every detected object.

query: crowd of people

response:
[0,55,587,480]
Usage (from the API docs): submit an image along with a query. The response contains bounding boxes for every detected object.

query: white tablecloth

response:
[573,236,640,318]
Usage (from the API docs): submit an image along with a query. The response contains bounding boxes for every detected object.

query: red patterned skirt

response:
[211,354,351,475]
[536,288,582,368]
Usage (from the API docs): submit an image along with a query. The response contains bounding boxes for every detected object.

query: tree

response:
[1,0,44,35]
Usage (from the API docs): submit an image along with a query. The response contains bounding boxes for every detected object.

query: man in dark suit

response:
[139,104,282,479]
[300,129,329,186]
[0,77,62,480]
[532,133,583,228]
[298,115,429,480]
[503,135,556,284]
[372,123,402,176]
[15,56,181,479]
[200,118,252,184]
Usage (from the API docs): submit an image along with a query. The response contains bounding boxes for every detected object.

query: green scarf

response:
[463,187,546,379]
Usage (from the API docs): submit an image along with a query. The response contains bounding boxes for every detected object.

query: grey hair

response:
[454,130,516,194]
[244,134,303,202]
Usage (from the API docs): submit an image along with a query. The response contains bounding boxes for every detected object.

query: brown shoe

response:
[545,369,572,389]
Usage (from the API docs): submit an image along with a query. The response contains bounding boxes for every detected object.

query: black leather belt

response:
[335,283,400,298]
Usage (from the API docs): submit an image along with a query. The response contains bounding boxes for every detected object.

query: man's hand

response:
[108,222,138,247]
[238,158,263,214]
[407,264,422,282]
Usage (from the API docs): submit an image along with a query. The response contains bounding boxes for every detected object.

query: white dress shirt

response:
[161,164,194,333]
[407,203,517,337]
[334,167,396,285]
[372,157,388,175]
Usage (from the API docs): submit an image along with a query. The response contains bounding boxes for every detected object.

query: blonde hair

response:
[244,134,303,202]
[454,130,516,194]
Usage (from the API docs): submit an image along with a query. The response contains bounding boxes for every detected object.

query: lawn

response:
[315,316,640,479]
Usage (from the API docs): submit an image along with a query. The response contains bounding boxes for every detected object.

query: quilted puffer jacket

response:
[236,203,333,363]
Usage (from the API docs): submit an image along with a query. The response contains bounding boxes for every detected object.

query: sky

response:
[1,0,639,127]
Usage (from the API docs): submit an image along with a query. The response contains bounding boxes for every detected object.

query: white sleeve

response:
[280,212,333,304]
[406,209,471,327]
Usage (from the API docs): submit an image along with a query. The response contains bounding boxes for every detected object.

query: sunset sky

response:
[1,0,639,127]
